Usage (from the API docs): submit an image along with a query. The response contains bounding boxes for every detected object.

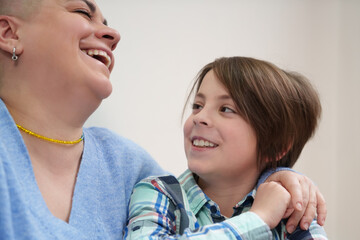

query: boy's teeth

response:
[193,139,215,147]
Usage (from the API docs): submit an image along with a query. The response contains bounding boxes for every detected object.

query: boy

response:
[125,57,327,239]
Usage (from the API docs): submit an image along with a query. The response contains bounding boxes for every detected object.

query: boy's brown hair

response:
[184,57,321,171]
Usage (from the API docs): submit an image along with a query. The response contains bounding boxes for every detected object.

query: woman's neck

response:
[4,94,87,136]
[21,131,84,170]
[4,96,86,171]
[1,77,100,131]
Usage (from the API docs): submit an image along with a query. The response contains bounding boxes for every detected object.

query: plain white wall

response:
[87,0,360,238]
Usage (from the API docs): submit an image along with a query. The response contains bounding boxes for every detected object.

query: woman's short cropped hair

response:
[0,0,42,18]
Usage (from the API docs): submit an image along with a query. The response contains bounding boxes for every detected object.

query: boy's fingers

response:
[283,207,294,219]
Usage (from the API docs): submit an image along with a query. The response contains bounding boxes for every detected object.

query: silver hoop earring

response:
[12,47,18,61]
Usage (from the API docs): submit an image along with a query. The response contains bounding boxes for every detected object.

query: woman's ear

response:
[0,15,24,56]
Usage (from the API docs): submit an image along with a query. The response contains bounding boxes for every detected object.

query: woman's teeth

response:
[82,49,111,68]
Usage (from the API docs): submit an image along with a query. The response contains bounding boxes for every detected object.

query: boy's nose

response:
[192,111,212,127]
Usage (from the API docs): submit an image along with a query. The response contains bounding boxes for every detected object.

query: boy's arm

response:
[124,179,272,240]
[258,168,327,233]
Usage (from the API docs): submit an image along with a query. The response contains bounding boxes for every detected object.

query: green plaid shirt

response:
[124,169,327,239]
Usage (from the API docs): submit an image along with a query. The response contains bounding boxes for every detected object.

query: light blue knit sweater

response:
[0,99,166,239]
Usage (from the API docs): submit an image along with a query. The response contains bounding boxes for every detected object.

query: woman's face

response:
[183,70,259,183]
[18,0,120,102]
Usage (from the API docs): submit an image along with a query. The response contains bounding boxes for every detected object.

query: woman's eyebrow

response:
[79,0,108,25]
[82,0,96,13]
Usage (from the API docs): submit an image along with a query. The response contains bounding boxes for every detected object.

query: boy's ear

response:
[0,15,24,55]
[264,144,291,163]
[275,143,292,162]
[275,150,288,162]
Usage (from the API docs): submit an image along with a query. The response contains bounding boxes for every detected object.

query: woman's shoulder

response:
[83,127,166,176]
[84,127,142,151]
[84,126,126,141]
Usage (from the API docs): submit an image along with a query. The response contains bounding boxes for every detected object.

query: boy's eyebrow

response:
[217,95,232,101]
[195,92,205,99]
[195,92,232,101]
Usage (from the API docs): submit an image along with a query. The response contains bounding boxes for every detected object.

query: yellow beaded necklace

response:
[16,124,84,145]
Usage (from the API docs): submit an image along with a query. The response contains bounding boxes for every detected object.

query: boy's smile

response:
[191,136,218,148]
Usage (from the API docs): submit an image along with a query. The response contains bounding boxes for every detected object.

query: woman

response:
[0,0,326,239]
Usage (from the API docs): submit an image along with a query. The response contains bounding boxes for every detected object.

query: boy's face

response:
[183,70,260,183]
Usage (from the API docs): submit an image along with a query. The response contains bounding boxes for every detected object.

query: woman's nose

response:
[96,25,121,51]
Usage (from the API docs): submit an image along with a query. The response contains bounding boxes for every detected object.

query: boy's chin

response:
[187,161,207,177]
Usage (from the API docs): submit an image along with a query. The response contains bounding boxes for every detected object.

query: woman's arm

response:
[286,219,327,240]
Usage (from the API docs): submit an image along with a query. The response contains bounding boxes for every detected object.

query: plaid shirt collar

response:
[178,169,257,218]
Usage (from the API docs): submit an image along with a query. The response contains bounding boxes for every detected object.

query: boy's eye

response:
[75,9,92,19]
[192,103,203,110]
[220,106,235,113]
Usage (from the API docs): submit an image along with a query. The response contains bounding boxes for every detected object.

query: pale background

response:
[87,0,360,238]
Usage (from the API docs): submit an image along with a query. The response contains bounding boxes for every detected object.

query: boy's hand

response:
[250,182,292,229]
[265,171,327,233]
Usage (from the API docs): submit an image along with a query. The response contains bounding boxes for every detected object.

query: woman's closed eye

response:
[74,9,92,19]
